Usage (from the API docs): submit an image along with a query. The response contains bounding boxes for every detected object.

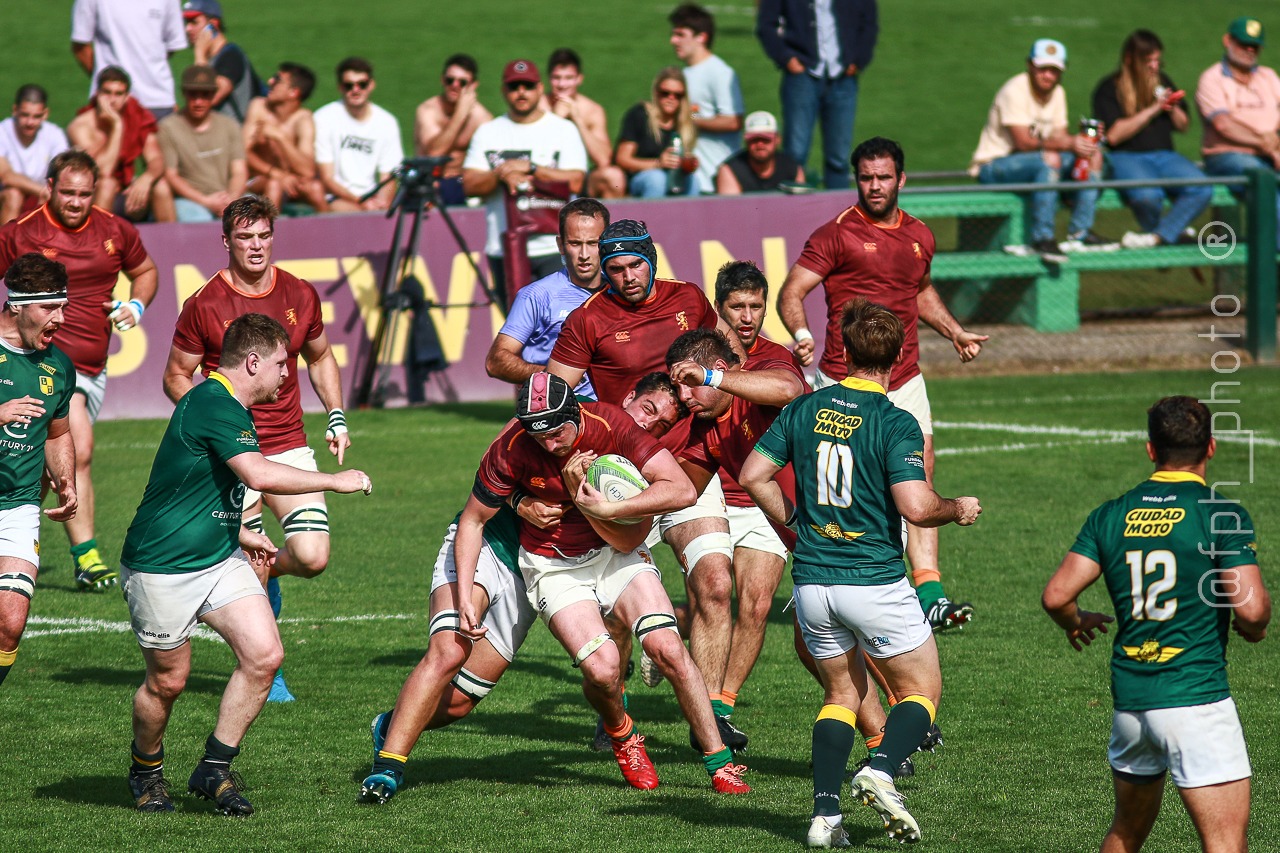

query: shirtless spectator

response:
[542,49,622,198]
[243,63,326,212]
[414,54,492,207]
[0,85,66,222]
[67,67,174,222]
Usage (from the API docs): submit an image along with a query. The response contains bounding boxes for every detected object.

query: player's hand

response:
[238,528,278,585]
[953,496,982,525]
[516,497,565,529]
[0,396,45,426]
[1066,611,1114,651]
[953,329,989,363]
[327,431,351,465]
[560,450,596,496]
[574,476,616,520]
[459,599,488,640]
[668,359,709,388]
[105,299,144,331]
[332,469,373,495]
[1233,618,1267,643]
[792,337,815,366]
[43,474,77,522]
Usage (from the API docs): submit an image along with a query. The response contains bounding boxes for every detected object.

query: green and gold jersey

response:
[451,504,521,579]
[755,377,926,586]
[1070,472,1258,712]
[122,373,260,574]
[0,340,74,510]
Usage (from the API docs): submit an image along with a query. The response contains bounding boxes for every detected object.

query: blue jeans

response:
[628,168,694,198]
[1204,151,1280,247]
[174,197,216,222]
[780,71,858,190]
[1107,150,1212,244]
[977,151,1100,242]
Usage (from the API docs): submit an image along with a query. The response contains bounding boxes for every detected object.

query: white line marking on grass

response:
[23,613,417,642]
[935,436,1131,457]
[936,421,1280,448]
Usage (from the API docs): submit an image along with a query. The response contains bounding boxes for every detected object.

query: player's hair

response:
[1115,30,1163,116]
[13,84,48,107]
[665,328,741,370]
[4,252,67,298]
[547,48,582,74]
[96,66,131,92]
[222,194,279,236]
[668,4,716,49]
[841,298,904,373]
[278,62,316,101]
[336,56,374,82]
[558,197,610,240]
[443,54,479,78]
[633,371,689,421]
[222,313,289,369]
[851,136,905,176]
[714,259,768,306]
[1147,396,1211,466]
[47,150,99,185]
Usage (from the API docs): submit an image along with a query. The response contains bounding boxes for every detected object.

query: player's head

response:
[852,137,905,221]
[557,198,609,289]
[623,372,686,438]
[46,150,99,230]
[3,252,68,351]
[222,195,278,277]
[222,313,291,403]
[599,219,657,303]
[666,328,740,419]
[840,297,903,375]
[1147,396,1213,468]
[714,259,769,350]
[517,372,581,456]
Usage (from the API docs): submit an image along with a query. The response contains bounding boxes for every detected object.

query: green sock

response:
[131,741,163,776]
[711,698,732,718]
[701,746,732,776]
[373,750,407,777]
[813,706,857,817]
[870,698,932,779]
[202,733,240,766]
[70,539,96,564]
[914,580,945,608]
[622,685,629,712]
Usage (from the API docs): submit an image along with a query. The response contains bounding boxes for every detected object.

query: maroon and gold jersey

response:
[795,204,935,390]
[171,266,324,455]
[0,204,149,376]
[551,278,718,407]
[475,402,663,558]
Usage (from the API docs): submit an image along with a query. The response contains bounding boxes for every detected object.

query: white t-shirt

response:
[969,72,1068,174]
[71,0,187,112]
[683,54,745,191]
[0,119,69,183]
[463,112,588,258]
[313,101,405,199]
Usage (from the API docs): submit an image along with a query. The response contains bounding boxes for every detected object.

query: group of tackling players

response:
[0,135,1266,851]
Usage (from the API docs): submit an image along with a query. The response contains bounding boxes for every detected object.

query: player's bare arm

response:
[677,458,716,497]
[162,346,204,405]
[43,415,78,522]
[103,256,159,331]
[738,449,791,526]
[485,333,544,384]
[546,358,587,392]
[668,358,804,407]
[1042,551,1115,651]
[228,452,371,497]
[301,332,350,463]
[890,480,981,527]
[916,274,988,362]
[454,495,497,639]
[777,264,823,365]
[1226,563,1271,642]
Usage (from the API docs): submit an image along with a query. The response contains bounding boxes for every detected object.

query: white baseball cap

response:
[1029,39,1067,70]
[744,110,778,138]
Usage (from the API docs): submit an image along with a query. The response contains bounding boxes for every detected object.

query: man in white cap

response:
[716,110,805,194]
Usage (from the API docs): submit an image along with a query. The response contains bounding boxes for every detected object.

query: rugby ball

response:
[585,454,649,525]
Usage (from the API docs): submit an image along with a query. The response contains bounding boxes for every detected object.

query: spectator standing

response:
[182,0,265,125]
[157,65,246,222]
[242,63,326,212]
[1093,30,1210,249]
[71,0,187,121]
[716,111,804,194]
[756,0,878,190]
[68,67,175,222]
[314,57,403,213]
[669,4,744,194]
[613,67,698,198]
[0,86,67,222]
[413,54,493,207]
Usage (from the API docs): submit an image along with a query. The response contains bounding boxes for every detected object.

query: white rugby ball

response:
[585,454,649,525]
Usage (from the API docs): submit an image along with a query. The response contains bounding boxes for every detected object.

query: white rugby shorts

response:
[1109,697,1251,788]
[520,544,659,622]
[0,504,41,568]
[432,523,535,662]
[794,576,932,660]
[121,551,267,650]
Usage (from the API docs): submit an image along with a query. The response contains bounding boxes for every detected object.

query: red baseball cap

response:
[503,59,541,85]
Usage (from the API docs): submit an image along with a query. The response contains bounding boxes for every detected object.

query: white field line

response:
[23,612,417,642]
[936,421,1280,448]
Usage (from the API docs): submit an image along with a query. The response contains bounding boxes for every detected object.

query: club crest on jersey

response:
[912,242,922,258]
[675,311,688,330]
[103,239,117,256]
[814,408,862,439]
[1122,639,1185,663]
[38,376,53,396]
[286,308,298,325]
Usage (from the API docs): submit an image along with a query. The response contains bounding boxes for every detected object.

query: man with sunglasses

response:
[243,63,326,212]
[715,110,805,194]
[157,65,246,222]
[314,57,403,213]
[463,59,586,300]
[414,54,492,207]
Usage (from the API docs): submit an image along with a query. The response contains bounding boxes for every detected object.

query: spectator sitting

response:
[715,110,804,194]
[243,63,327,212]
[157,64,246,222]
[67,66,175,222]
[612,66,698,198]
[670,3,744,194]
[970,39,1116,260]
[182,0,266,125]
[0,85,67,222]
[1196,16,1280,245]
[314,57,403,212]
[413,54,493,207]
[1093,31,1210,249]
[543,48,620,199]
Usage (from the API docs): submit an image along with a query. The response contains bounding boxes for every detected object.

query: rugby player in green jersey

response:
[122,313,372,815]
[740,298,980,847]
[1043,396,1269,853]
[0,253,78,687]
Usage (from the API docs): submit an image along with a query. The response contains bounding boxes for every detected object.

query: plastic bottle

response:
[667,134,684,195]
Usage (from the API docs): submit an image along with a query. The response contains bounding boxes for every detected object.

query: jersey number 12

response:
[1125,549,1178,621]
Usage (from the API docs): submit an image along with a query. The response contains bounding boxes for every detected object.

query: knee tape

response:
[0,572,35,601]
[451,667,497,702]
[281,503,329,538]
[243,513,265,535]
[572,632,613,667]
[679,532,732,575]
[430,609,462,636]
[633,612,678,640]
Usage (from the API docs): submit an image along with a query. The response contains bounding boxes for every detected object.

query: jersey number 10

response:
[816,441,853,508]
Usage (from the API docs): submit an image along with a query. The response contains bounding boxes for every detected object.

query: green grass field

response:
[3,367,1277,851]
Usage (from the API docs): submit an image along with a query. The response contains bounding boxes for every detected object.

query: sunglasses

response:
[657,88,685,99]
[444,76,472,87]
[505,80,537,92]
[341,79,372,92]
